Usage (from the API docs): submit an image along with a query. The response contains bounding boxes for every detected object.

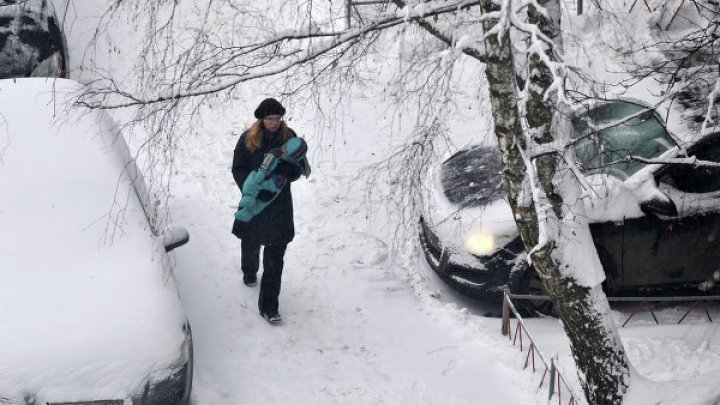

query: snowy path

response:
[168,123,546,404]
[170,201,535,404]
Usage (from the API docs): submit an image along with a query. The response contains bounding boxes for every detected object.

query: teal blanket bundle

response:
[234,137,310,222]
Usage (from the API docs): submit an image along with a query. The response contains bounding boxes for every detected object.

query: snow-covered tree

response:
[475,0,631,401]
[623,1,720,137]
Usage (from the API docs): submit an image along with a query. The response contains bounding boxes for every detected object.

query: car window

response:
[440,145,506,207]
[572,101,676,180]
[659,136,720,194]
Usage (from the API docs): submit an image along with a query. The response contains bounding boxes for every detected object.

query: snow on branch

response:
[390,0,490,62]
[513,19,566,103]
[623,155,720,168]
[79,0,489,110]
[514,138,553,265]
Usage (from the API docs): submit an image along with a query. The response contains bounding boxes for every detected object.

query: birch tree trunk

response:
[481,0,631,403]
[478,0,540,251]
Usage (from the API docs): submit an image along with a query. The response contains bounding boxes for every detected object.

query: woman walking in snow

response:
[231,97,309,324]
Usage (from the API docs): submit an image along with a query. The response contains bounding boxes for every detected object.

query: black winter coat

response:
[231,128,299,244]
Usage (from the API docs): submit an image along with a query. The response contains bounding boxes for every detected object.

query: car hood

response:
[0,79,187,402]
[423,146,518,264]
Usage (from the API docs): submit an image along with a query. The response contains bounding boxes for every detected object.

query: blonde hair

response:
[245,120,293,153]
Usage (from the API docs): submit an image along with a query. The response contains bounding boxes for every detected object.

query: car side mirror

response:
[639,193,678,217]
[163,227,190,252]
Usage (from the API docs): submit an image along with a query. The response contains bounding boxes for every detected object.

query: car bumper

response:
[134,322,193,405]
[419,217,527,305]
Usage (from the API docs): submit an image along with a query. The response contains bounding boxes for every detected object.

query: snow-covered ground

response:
[46,0,720,404]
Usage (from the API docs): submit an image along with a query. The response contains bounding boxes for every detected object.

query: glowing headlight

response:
[465,232,495,256]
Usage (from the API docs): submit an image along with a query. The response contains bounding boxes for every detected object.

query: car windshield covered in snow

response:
[440,145,506,209]
[571,101,677,179]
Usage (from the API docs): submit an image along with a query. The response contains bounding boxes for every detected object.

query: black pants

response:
[241,240,288,315]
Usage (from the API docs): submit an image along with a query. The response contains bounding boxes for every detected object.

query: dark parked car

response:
[0,0,67,78]
[420,99,720,312]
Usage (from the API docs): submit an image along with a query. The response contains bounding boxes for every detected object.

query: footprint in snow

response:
[345,232,389,268]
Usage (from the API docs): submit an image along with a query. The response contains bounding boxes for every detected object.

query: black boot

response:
[260,311,282,324]
[243,273,257,286]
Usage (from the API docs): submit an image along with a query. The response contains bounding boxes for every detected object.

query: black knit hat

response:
[254,98,286,119]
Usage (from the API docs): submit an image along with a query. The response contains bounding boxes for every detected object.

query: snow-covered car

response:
[0,78,192,403]
[0,0,67,78]
[420,99,720,311]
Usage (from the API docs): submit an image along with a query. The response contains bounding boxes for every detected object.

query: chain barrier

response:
[501,290,720,404]
[501,290,580,405]
[508,292,719,327]
[611,295,718,327]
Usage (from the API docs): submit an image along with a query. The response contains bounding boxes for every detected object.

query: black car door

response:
[620,134,720,293]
